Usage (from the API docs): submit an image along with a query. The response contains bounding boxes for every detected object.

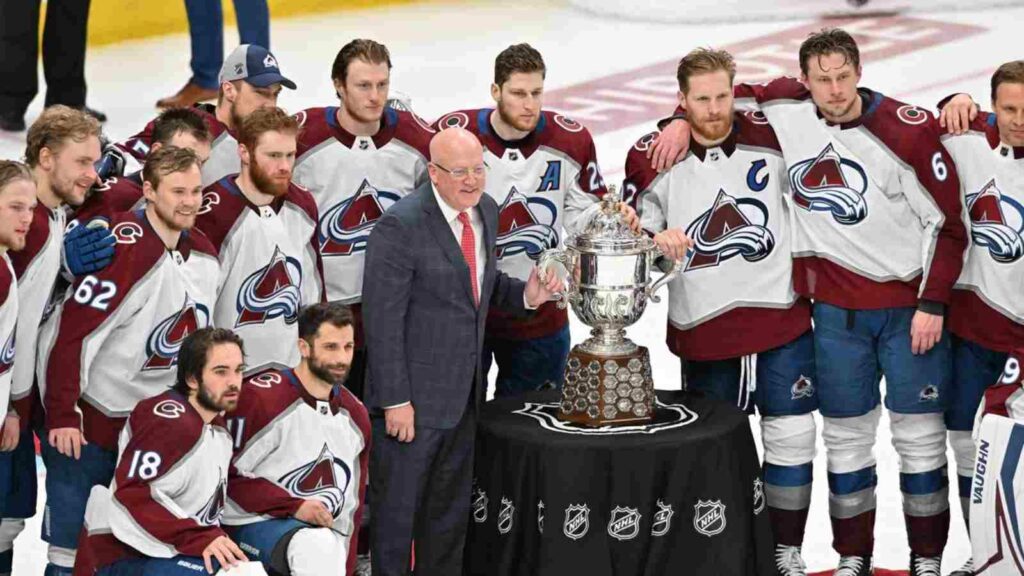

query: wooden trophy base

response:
[557,345,654,427]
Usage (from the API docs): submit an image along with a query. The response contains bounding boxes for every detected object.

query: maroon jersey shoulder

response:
[196,177,251,251]
[0,255,13,304]
[76,174,145,223]
[624,130,661,197]
[295,107,335,157]
[864,94,943,162]
[184,227,218,260]
[434,108,484,133]
[283,182,319,223]
[128,390,205,447]
[9,203,54,279]
[735,110,782,151]
[536,110,598,167]
[238,367,302,421]
[391,109,434,159]
[735,76,810,104]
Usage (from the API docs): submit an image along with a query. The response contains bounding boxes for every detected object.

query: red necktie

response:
[457,211,479,306]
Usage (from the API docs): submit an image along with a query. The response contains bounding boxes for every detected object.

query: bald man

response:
[363,127,560,575]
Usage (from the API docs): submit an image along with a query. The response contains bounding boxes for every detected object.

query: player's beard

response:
[343,97,383,126]
[153,201,196,233]
[308,348,350,385]
[197,380,239,413]
[51,166,91,207]
[690,113,731,144]
[496,99,539,134]
[250,160,291,197]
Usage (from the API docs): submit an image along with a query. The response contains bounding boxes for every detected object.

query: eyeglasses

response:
[432,162,488,180]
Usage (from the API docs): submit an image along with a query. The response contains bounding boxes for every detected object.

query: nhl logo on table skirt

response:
[472,487,489,523]
[563,504,590,540]
[651,499,674,537]
[498,497,515,534]
[537,501,545,534]
[514,400,697,435]
[753,479,765,515]
[693,500,726,537]
[607,506,641,541]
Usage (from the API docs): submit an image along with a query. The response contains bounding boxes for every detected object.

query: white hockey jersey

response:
[197,178,325,368]
[674,78,968,310]
[223,367,369,575]
[0,255,19,420]
[38,210,220,451]
[79,391,233,570]
[8,203,64,423]
[626,112,810,361]
[434,109,605,339]
[940,111,1024,353]
[116,104,239,187]
[293,106,431,307]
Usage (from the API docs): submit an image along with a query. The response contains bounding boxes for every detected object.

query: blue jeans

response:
[684,329,817,416]
[813,303,952,417]
[483,325,570,397]
[184,0,270,89]
[38,436,117,549]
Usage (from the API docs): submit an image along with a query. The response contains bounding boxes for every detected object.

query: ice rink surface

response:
[6,0,1023,572]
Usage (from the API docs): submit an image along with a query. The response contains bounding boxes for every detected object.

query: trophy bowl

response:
[538,185,680,426]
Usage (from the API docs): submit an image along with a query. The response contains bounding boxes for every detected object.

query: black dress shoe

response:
[82,106,107,123]
[0,111,25,132]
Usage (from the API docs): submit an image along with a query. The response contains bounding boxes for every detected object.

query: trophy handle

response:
[646,248,683,304]
[538,249,575,310]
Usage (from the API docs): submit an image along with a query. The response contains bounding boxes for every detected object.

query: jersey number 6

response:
[73,275,118,311]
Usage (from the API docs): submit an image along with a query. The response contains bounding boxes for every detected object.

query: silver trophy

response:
[539,185,681,426]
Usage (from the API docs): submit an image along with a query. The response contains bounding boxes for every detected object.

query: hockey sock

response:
[823,407,880,556]
[890,412,950,557]
[761,413,816,546]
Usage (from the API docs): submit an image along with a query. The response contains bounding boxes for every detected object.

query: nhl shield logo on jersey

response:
[753,479,766,515]
[0,330,15,376]
[497,497,515,535]
[651,499,674,537]
[196,477,227,525]
[319,179,402,256]
[279,443,351,517]
[966,179,1024,263]
[563,504,590,540]
[472,486,489,523]
[236,247,302,327]
[143,295,211,371]
[693,499,727,537]
[684,189,775,271]
[496,187,559,260]
[789,143,868,225]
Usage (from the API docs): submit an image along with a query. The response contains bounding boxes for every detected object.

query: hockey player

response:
[433,43,622,396]
[74,327,256,576]
[0,107,101,576]
[626,48,817,576]
[926,60,1024,576]
[115,44,296,187]
[292,38,432,399]
[198,106,325,368]
[38,146,220,576]
[964,349,1024,576]
[222,303,369,576]
[650,29,967,575]
[74,107,213,226]
[0,161,37,574]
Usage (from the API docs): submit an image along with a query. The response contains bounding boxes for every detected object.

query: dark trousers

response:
[184,0,269,89]
[0,0,91,116]
[369,404,477,576]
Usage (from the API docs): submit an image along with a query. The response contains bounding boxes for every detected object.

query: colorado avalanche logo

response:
[279,443,351,516]
[235,247,302,327]
[196,477,227,525]
[143,295,210,371]
[788,143,868,225]
[319,180,401,256]
[0,330,14,376]
[966,179,1024,263]
[496,187,559,260]
[685,189,774,271]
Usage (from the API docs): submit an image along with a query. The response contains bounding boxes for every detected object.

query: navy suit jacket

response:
[362,184,528,429]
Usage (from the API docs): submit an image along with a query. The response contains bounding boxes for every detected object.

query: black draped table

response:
[465,390,775,576]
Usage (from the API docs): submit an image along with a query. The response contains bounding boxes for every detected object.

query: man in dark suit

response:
[363,126,561,576]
